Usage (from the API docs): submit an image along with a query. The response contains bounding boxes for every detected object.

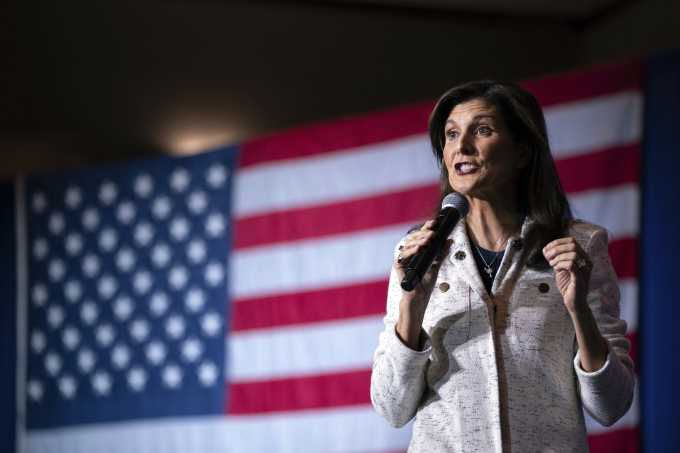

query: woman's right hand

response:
[394,220,453,349]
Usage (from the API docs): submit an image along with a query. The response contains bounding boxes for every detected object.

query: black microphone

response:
[400,192,469,292]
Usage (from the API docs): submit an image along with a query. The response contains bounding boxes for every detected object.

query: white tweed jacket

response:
[370,218,635,452]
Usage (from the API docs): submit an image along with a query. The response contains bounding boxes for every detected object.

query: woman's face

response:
[443,98,530,202]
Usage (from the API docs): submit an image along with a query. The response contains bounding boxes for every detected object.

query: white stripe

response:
[233,134,438,218]
[24,406,413,453]
[619,279,638,333]
[546,91,643,159]
[584,380,639,435]
[228,316,383,382]
[15,177,28,453]
[568,184,639,237]
[230,223,411,300]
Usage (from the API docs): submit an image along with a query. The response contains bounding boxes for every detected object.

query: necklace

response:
[471,240,503,277]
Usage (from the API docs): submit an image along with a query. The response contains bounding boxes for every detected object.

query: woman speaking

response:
[370,81,634,452]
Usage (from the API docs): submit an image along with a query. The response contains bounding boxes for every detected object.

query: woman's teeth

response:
[459,163,475,171]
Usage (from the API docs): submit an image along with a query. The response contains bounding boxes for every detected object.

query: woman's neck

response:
[465,196,522,251]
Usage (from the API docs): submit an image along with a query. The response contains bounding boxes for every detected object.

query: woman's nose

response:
[455,132,474,155]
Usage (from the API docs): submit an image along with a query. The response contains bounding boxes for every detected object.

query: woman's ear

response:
[515,143,532,169]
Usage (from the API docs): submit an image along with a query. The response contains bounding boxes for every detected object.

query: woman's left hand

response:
[543,237,592,314]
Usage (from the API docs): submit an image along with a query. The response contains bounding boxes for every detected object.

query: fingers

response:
[543,237,591,273]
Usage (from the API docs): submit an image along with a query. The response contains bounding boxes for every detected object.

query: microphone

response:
[400,192,469,292]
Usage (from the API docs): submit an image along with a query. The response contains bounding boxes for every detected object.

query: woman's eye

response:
[446,130,458,140]
[477,126,492,135]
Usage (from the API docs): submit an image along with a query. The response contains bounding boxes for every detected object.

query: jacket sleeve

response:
[573,227,635,427]
[370,238,433,428]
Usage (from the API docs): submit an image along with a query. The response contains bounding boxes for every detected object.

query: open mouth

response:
[454,162,478,174]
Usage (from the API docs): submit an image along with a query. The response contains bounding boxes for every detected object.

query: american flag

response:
[13,60,640,452]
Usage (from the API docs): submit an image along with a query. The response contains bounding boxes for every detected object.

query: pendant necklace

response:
[468,227,505,278]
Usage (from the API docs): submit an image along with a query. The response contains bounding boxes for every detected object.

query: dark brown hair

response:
[428,80,573,268]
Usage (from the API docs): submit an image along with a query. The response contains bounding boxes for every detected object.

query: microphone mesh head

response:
[442,192,469,217]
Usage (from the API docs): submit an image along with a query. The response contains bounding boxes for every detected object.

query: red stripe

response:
[625,331,637,368]
[609,238,637,280]
[587,426,639,453]
[232,280,388,331]
[557,144,640,194]
[234,184,439,249]
[240,103,434,168]
[226,369,371,414]
[521,59,643,108]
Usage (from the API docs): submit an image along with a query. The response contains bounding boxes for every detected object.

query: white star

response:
[151,242,172,268]
[61,325,81,351]
[127,366,148,392]
[162,363,183,389]
[151,196,173,221]
[97,274,118,300]
[48,212,66,235]
[33,238,49,261]
[58,374,77,399]
[65,232,84,256]
[111,344,131,369]
[201,312,222,337]
[98,228,119,252]
[187,191,208,215]
[197,361,219,387]
[82,253,101,278]
[64,186,83,210]
[181,337,203,363]
[48,258,67,282]
[82,207,101,231]
[47,305,65,329]
[113,295,134,321]
[145,340,167,365]
[95,323,116,348]
[165,314,186,340]
[205,212,227,238]
[129,318,150,343]
[169,216,191,242]
[134,173,154,199]
[115,247,136,273]
[27,379,44,402]
[206,164,228,189]
[186,239,207,264]
[185,288,205,313]
[80,300,99,325]
[99,181,118,206]
[116,200,137,225]
[64,279,83,303]
[132,269,154,295]
[169,168,191,193]
[32,192,47,213]
[91,371,113,396]
[30,330,46,354]
[149,291,170,317]
[133,221,155,247]
[32,283,48,307]
[77,348,96,373]
[44,352,63,377]
[205,261,225,287]
[168,265,189,291]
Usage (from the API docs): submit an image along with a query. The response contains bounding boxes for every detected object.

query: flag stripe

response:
[227,369,371,414]
[545,91,643,160]
[234,185,439,250]
[227,316,383,382]
[609,238,638,280]
[521,59,643,108]
[587,427,639,453]
[556,144,640,193]
[240,103,434,168]
[619,279,638,333]
[227,333,640,415]
[230,223,408,300]
[232,280,388,332]
[569,184,639,237]
[24,407,414,453]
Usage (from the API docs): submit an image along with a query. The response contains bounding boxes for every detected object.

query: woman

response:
[370,81,634,452]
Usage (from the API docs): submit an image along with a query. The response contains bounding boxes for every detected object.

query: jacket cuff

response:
[385,325,433,370]
[574,338,618,381]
